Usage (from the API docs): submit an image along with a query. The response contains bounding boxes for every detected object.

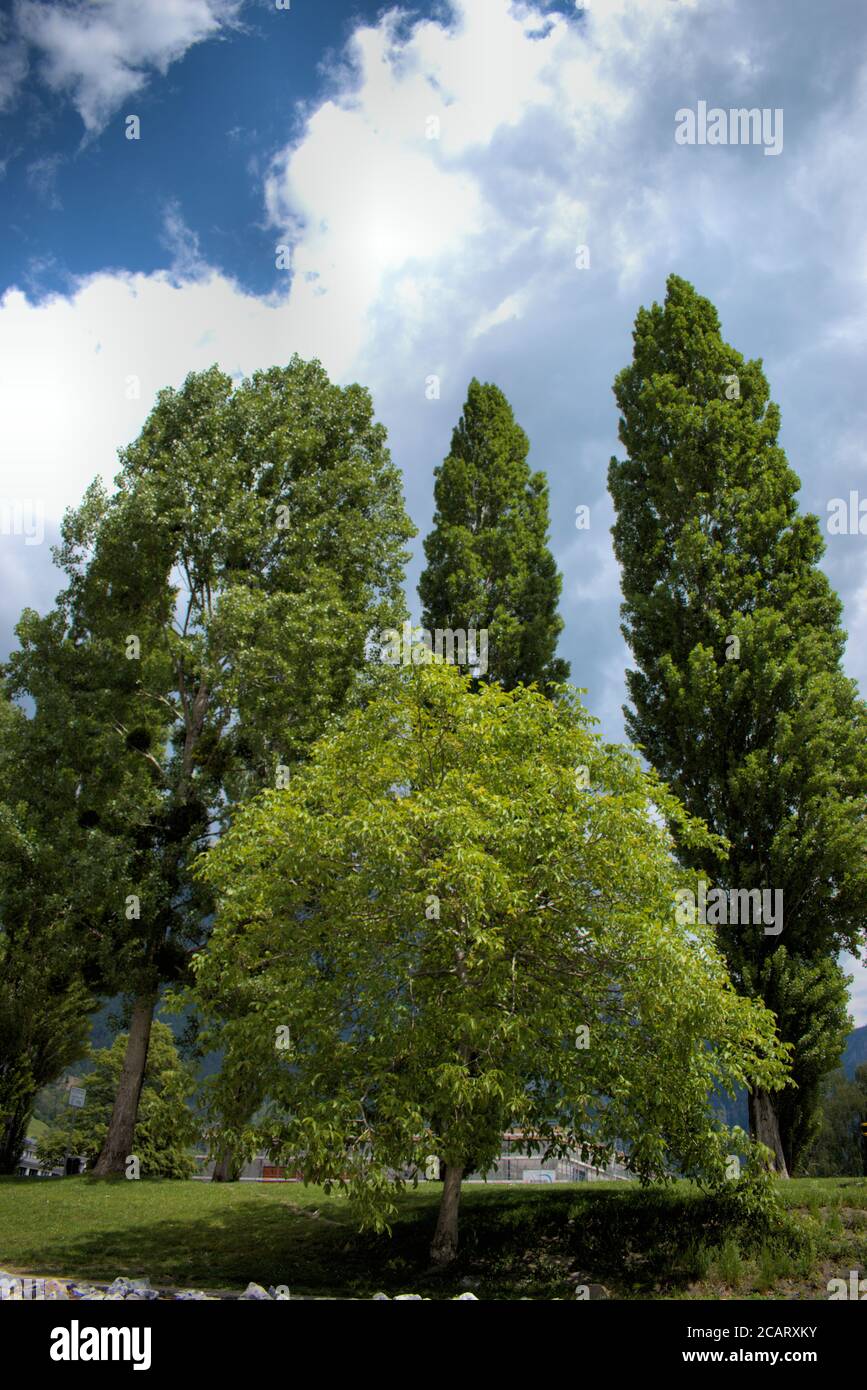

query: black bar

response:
[8,1294,859,1377]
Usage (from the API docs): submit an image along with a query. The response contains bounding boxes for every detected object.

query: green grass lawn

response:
[0,1175,865,1299]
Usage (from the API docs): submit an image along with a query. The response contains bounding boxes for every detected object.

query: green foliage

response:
[0,695,94,1173]
[7,357,415,1003]
[189,659,787,1233]
[0,935,92,1174]
[712,1237,744,1290]
[607,273,867,1165]
[743,950,852,1173]
[419,378,568,692]
[3,357,415,1165]
[31,1084,64,1129]
[801,1064,867,1176]
[37,1022,198,1178]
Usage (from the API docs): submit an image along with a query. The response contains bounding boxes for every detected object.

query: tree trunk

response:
[430,1163,464,1266]
[0,1097,33,1176]
[211,1147,240,1182]
[92,994,156,1177]
[748,1088,789,1178]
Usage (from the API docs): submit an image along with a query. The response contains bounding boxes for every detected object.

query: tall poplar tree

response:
[608,274,867,1174]
[6,356,414,1175]
[419,379,569,692]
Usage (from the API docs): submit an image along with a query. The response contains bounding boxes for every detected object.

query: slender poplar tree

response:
[419,379,569,692]
[608,274,867,1174]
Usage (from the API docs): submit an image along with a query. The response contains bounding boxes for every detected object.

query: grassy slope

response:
[0,1176,864,1300]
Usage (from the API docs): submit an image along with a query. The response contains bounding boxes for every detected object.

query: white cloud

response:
[0,0,715,539]
[14,0,240,132]
[26,153,64,209]
[471,292,524,338]
[0,267,310,534]
[841,952,867,1031]
[159,201,210,282]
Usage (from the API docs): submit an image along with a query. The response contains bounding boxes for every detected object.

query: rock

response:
[239,1282,273,1300]
[107,1277,152,1297]
[453,1292,478,1300]
[41,1279,70,1301]
[372,1292,390,1300]
[393,1294,423,1300]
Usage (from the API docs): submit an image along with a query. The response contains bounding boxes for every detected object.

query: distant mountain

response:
[842,1024,867,1078]
[81,996,221,1079]
[707,1024,867,1132]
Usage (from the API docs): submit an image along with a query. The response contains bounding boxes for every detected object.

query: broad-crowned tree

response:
[608,274,867,1174]
[189,660,787,1266]
[6,356,414,1176]
[418,379,569,692]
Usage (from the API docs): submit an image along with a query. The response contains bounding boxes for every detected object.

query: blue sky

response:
[0,1,413,297]
[2,0,867,1021]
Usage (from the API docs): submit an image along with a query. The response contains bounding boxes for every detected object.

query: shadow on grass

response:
[452,1184,778,1297]
[15,1181,438,1297]
[10,1179,784,1299]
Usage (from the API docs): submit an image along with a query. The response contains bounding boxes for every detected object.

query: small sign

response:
[522,1170,555,1183]
[68,1088,86,1109]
